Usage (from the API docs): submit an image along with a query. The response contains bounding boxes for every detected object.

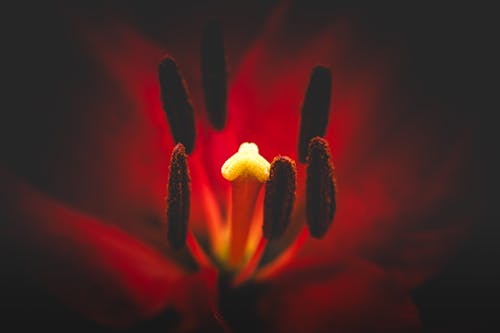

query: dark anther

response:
[263,156,297,240]
[167,143,190,249]
[201,21,228,130]
[306,137,336,238]
[158,56,196,154]
[297,66,332,163]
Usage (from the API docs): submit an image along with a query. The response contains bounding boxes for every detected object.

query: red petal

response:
[257,256,421,333]
[0,167,218,329]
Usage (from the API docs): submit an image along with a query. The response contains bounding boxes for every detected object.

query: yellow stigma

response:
[221,142,270,183]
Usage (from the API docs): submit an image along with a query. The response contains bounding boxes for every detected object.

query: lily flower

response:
[1,2,479,332]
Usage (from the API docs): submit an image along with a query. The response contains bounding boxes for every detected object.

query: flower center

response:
[159,22,337,283]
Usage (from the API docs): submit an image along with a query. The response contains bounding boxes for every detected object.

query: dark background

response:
[1,1,495,332]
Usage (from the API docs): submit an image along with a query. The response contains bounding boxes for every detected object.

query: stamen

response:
[263,157,297,240]
[167,143,190,249]
[298,66,332,163]
[201,21,228,130]
[158,57,196,154]
[306,137,336,238]
[221,143,270,270]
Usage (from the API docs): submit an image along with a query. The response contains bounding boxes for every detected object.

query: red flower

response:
[1,2,480,332]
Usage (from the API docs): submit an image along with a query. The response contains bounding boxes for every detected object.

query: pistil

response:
[221,143,270,271]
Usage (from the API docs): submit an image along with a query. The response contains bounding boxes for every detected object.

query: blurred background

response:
[1,1,495,332]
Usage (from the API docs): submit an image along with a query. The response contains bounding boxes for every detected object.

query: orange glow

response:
[190,154,226,259]
[233,237,268,287]
[256,227,309,281]
[186,232,214,269]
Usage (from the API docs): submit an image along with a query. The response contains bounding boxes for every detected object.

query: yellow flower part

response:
[221,142,270,183]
